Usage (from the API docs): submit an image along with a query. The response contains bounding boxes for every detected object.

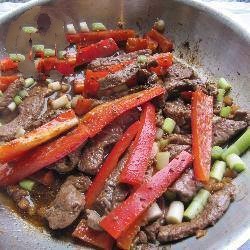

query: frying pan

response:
[0,0,249,249]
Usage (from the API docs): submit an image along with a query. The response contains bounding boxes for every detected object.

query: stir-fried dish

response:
[0,19,249,249]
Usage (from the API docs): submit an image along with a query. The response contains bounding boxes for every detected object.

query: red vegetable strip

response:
[119,102,156,187]
[0,110,78,164]
[73,80,85,94]
[76,38,119,66]
[100,151,192,239]
[191,90,213,182]
[82,85,165,136]
[146,29,173,52]
[74,98,94,116]
[72,220,114,250]
[144,35,158,51]
[0,86,165,186]
[126,38,148,52]
[150,53,173,75]
[85,121,140,208]
[0,58,18,72]
[0,76,20,92]
[66,29,136,44]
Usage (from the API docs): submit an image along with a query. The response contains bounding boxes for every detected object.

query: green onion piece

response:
[79,21,89,32]
[13,95,22,105]
[218,78,231,91]
[24,78,35,88]
[9,53,25,62]
[220,106,231,118]
[19,179,35,191]
[0,122,2,126]
[32,44,44,52]
[0,90,3,98]
[45,78,54,84]
[22,26,38,33]
[166,201,184,224]
[217,88,225,103]
[7,102,17,112]
[226,153,246,172]
[222,128,250,159]
[162,117,176,134]
[211,146,224,160]
[184,189,210,221]
[156,151,170,171]
[18,89,29,99]
[91,22,107,31]
[210,160,226,181]
[58,50,66,59]
[44,48,55,57]
[137,55,148,64]
[164,191,177,201]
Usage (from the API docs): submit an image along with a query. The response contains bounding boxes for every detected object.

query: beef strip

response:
[79,109,139,175]
[86,209,102,231]
[212,116,248,146]
[168,168,202,203]
[163,99,191,131]
[0,85,48,142]
[53,148,81,173]
[0,78,24,112]
[89,49,152,70]
[167,62,194,80]
[167,134,192,145]
[94,154,130,215]
[164,144,191,161]
[44,175,91,229]
[233,109,250,124]
[158,183,236,242]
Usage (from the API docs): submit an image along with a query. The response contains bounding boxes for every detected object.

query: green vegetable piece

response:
[210,160,226,181]
[24,78,35,88]
[91,22,107,31]
[19,179,35,191]
[58,50,66,60]
[9,53,25,62]
[137,55,148,64]
[220,106,231,118]
[211,146,224,160]
[162,117,176,134]
[156,151,170,171]
[7,102,17,112]
[22,26,38,33]
[222,128,250,159]
[32,44,45,52]
[184,189,210,221]
[218,77,231,91]
[0,90,3,97]
[14,96,22,105]
[226,153,246,172]
[18,89,29,99]
[217,89,225,103]
[158,138,169,150]
[44,48,55,57]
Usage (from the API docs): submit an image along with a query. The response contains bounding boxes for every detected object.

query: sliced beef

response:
[167,62,194,80]
[163,99,191,130]
[212,116,248,146]
[158,183,236,243]
[44,175,91,229]
[94,154,130,215]
[164,144,191,161]
[168,168,202,203]
[143,220,161,243]
[86,209,102,231]
[167,134,192,145]
[89,49,152,70]
[0,78,24,112]
[0,85,48,142]
[79,109,139,175]
[53,148,81,173]
[233,109,250,124]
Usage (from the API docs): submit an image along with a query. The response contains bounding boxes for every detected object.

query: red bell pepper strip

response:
[73,79,85,94]
[56,58,75,75]
[76,38,119,66]
[150,53,173,75]
[119,102,156,187]
[74,98,94,116]
[100,151,192,239]
[0,110,78,164]
[0,86,165,186]
[66,29,136,44]
[146,29,173,52]
[72,220,114,250]
[0,58,18,72]
[126,37,159,52]
[85,121,140,208]
[144,35,158,51]
[191,90,213,182]
[35,57,58,72]
[31,170,54,186]
[0,76,19,92]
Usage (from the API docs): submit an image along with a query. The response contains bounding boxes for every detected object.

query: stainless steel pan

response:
[0,1,249,249]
